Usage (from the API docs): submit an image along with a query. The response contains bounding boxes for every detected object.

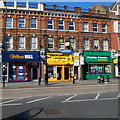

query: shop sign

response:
[113,58,118,64]
[74,52,79,66]
[47,53,73,65]
[60,49,72,53]
[2,51,40,61]
[86,56,109,62]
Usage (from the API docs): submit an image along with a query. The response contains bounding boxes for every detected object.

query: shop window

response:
[6,36,13,49]
[103,40,108,50]
[48,37,54,49]
[83,22,88,32]
[30,18,37,28]
[97,65,103,74]
[30,37,37,49]
[18,18,25,28]
[59,37,64,49]
[104,65,111,74]
[84,39,90,50]
[48,66,56,78]
[18,36,25,49]
[58,20,64,30]
[90,65,97,74]
[6,17,13,28]
[93,23,98,32]
[47,20,53,29]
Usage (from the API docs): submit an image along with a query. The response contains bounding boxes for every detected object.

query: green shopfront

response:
[82,51,112,80]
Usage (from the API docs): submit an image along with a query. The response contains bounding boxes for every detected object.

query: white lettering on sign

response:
[87,56,107,59]
[25,55,33,59]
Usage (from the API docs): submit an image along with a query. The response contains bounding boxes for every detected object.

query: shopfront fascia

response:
[47,52,74,81]
[83,51,112,80]
[2,51,40,82]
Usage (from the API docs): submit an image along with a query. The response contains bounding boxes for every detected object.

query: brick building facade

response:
[0,0,114,82]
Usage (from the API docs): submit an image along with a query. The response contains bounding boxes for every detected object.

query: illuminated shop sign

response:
[2,51,39,61]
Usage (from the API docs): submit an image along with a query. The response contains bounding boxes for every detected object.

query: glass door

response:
[57,66,62,80]
[64,66,69,80]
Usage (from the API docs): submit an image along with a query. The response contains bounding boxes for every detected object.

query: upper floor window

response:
[30,37,37,49]
[6,17,13,28]
[83,22,88,32]
[48,37,54,49]
[68,21,74,30]
[18,18,25,28]
[103,40,108,50]
[84,39,90,50]
[102,24,107,32]
[59,37,64,49]
[93,23,98,32]
[94,40,99,50]
[69,38,75,50]
[18,36,25,49]
[6,36,13,49]
[30,18,37,28]
[118,38,120,50]
[47,20,53,29]
[118,22,120,33]
[58,20,64,30]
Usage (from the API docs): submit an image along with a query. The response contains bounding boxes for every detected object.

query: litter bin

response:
[97,77,101,83]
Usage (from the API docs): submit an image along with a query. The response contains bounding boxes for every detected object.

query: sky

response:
[5,0,118,10]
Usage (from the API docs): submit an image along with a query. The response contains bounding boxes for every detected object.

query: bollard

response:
[38,77,41,85]
[73,76,75,84]
[107,74,109,82]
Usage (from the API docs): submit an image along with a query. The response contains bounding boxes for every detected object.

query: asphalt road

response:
[1,91,120,119]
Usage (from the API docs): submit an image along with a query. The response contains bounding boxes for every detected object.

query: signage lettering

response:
[10,54,33,59]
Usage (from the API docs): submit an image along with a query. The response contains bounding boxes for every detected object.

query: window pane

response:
[47,20,52,24]
[69,21,73,25]
[58,20,63,24]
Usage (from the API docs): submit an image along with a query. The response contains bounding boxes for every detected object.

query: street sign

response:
[60,49,72,53]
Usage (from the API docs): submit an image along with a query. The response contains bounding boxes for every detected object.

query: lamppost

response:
[2,7,7,88]
[43,34,48,85]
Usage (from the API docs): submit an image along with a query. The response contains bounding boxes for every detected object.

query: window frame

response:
[84,39,90,50]
[47,19,54,30]
[93,23,98,32]
[59,37,64,49]
[69,38,75,50]
[6,36,13,49]
[6,17,13,28]
[102,24,107,33]
[18,36,25,49]
[83,22,88,32]
[30,37,37,49]
[48,37,54,49]
[30,18,37,29]
[68,21,74,31]
[18,18,26,28]
[94,39,99,50]
[103,40,108,51]
[58,20,64,30]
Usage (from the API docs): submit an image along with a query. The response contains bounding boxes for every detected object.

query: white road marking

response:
[0,103,22,106]
[95,93,100,100]
[26,96,52,104]
[61,97,117,103]
[0,98,23,104]
[65,94,77,101]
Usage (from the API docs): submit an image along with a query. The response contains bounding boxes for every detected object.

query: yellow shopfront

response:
[47,52,74,81]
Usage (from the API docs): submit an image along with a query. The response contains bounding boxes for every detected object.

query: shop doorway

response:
[57,67,62,80]
[64,66,69,80]
[31,68,38,80]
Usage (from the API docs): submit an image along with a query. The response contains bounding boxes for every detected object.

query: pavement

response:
[0,78,119,89]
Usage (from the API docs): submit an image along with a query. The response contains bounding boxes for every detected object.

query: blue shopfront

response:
[2,51,40,82]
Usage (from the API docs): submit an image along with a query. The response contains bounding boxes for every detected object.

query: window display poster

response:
[18,65,24,79]
[105,65,111,73]
[90,65,97,74]
[12,65,17,79]
[98,66,103,74]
